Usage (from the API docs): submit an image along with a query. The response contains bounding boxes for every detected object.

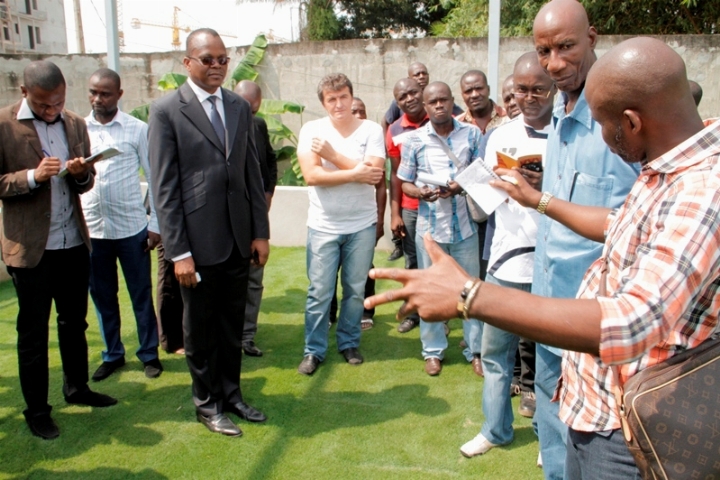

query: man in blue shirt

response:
[531,1,640,477]
[398,82,483,377]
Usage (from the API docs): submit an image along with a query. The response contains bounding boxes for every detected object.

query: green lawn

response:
[0,247,542,479]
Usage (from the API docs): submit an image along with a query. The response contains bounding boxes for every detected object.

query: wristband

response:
[536,192,554,215]
[463,280,482,321]
[457,278,479,318]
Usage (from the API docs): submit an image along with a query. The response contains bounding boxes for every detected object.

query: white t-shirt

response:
[485,116,551,283]
[297,117,385,234]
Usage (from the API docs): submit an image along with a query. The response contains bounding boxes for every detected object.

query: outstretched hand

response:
[364,233,472,321]
[490,167,543,209]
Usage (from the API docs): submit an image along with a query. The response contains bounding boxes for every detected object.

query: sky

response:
[63,0,299,53]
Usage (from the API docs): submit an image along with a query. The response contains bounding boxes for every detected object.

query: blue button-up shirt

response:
[532,90,641,355]
[398,119,480,244]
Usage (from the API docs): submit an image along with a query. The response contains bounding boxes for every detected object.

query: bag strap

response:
[429,134,464,170]
[599,257,634,443]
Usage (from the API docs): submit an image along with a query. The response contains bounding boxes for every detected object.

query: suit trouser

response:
[7,245,91,417]
[242,263,264,343]
[180,246,249,416]
[156,242,184,353]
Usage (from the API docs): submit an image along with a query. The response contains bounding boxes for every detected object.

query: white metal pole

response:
[488,0,501,102]
[105,0,120,72]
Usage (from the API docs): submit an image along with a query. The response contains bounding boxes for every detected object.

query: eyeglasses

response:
[511,88,553,99]
[187,56,230,66]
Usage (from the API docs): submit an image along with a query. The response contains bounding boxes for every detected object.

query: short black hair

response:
[90,67,121,90]
[23,60,65,91]
[460,69,488,85]
[186,28,221,55]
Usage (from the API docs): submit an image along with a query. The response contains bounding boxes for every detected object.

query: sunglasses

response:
[511,88,553,99]
[187,56,230,66]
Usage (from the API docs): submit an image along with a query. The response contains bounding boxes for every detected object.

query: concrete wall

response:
[0,35,718,122]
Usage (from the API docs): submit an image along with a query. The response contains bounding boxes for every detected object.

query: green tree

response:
[432,0,718,37]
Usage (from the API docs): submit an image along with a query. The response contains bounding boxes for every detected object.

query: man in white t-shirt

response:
[296,73,386,375]
[460,52,556,458]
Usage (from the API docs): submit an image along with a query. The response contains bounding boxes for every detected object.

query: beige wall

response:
[0,35,718,124]
[1,35,719,279]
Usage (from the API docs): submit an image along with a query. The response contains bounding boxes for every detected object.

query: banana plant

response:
[129,34,305,185]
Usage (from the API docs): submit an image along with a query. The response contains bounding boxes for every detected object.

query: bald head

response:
[689,80,702,107]
[393,77,424,117]
[534,0,589,34]
[234,80,262,114]
[408,62,429,89]
[533,0,597,96]
[586,37,703,163]
[514,52,544,76]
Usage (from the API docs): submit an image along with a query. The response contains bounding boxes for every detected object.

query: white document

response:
[417,172,449,187]
[455,159,509,215]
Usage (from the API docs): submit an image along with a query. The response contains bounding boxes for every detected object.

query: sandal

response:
[361,317,374,331]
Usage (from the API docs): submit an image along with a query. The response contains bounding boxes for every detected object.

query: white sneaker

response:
[537,451,543,467]
[460,433,497,458]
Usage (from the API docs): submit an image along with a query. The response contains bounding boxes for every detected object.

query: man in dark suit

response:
[234,80,277,358]
[0,60,117,440]
[148,29,270,437]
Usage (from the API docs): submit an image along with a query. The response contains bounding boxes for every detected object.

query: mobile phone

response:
[521,163,543,173]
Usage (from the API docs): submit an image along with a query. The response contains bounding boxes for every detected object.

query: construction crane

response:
[130,6,237,51]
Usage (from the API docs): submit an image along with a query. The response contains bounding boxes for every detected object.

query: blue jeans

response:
[416,232,482,361]
[536,345,567,480]
[479,273,530,445]
[565,428,641,479]
[304,225,376,361]
[89,227,159,363]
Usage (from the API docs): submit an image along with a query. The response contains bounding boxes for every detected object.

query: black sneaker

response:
[91,358,125,381]
[144,358,163,378]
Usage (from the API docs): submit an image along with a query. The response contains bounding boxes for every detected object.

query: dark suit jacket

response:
[148,82,269,266]
[253,116,277,196]
[0,101,94,268]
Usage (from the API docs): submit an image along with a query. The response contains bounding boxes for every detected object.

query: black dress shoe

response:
[92,358,125,381]
[24,412,59,440]
[65,389,118,407]
[143,358,163,378]
[196,413,242,437]
[387,246,404,262]
[341,347,364,365]
[242,341,263,357]
[227,401,267,423]
[298,355,321,375]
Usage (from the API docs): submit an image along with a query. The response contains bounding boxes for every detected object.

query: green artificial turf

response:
[0,247,543,479]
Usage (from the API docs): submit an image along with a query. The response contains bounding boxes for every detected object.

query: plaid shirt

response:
[560,120,720,432]
[397,119,480,244]
[456,101,507,134]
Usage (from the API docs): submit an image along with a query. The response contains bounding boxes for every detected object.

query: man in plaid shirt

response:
[366,37,720,478]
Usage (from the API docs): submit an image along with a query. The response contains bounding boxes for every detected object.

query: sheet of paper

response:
[417,172,449,187]
[455,159,509,215]
[57,148,122,178]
